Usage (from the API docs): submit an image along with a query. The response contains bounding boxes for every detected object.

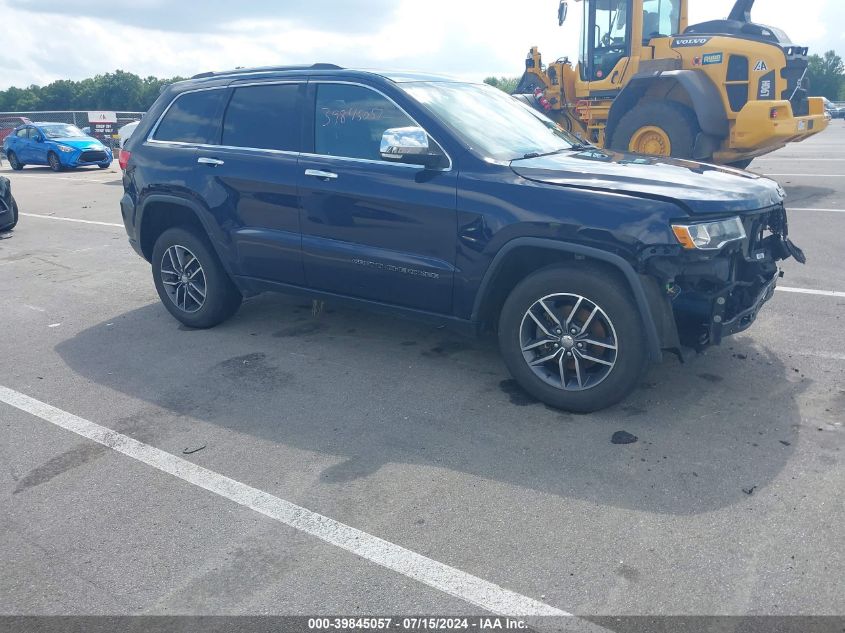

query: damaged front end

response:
[644,204,804,351]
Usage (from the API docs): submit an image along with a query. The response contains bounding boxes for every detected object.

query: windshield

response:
[402,82,578,162]
[39,124,87,139]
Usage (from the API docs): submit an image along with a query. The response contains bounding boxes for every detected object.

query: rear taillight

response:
[118,149,131,170]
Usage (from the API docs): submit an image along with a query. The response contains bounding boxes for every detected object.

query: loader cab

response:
[569,0,683,90]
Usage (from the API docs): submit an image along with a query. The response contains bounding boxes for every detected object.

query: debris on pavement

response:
[611,431,638,445]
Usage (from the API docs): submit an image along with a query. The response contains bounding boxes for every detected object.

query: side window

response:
[17,128,30,139]
[154,89,226,144]
[315,84,415,161]
[642,0,681,40]
[222,84,300,151]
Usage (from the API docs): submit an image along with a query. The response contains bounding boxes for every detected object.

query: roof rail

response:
[191,63,343,80]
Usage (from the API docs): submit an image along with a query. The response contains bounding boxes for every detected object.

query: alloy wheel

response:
[160,244,207,313]
[519,293,618,391]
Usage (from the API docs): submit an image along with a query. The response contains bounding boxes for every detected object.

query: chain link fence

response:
[0,110,145,151]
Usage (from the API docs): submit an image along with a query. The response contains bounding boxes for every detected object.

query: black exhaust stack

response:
[728,0,755,23]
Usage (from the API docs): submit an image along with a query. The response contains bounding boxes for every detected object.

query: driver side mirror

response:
[380,126,446,169]
[558,0,568,25]
[35,135,44,143]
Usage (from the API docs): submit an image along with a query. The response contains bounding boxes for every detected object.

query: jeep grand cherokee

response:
[119,64,804,412]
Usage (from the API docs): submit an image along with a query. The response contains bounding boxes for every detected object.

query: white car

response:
[118,121,140,150]
[117,121,140,170]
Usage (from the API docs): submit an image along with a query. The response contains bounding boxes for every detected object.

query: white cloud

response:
[0,0,840,92]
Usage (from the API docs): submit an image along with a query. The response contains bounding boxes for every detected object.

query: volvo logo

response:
[672,37,711,48]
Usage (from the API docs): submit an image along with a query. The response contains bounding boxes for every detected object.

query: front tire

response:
[48,152,63,172]
[151,227,242,329]
[498,265,648,413]
[7,151,24,171]
[610,101,700,159]
[98,162,111,169]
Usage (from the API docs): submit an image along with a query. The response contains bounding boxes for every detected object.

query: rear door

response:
[298,81,458,314]
[193,80,306,285]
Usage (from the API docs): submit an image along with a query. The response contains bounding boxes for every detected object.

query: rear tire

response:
[7,151,23,171]
[611,101,700,159]
[498,264,649,413]
[151,227,242,329]
[98,162,111,169]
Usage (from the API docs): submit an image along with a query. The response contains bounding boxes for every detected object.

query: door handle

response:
[304,169,338,180]
[198,157,225,167]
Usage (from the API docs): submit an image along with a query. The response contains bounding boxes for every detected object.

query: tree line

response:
[0,70,185,113]
[485,50,845,101]
[1,51,842,113]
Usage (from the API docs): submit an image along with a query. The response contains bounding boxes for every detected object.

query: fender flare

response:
[607,69,729,144]
[471,238,665,362]
[136,193,237,275]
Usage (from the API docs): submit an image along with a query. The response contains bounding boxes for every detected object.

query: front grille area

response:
[80,150,108,163]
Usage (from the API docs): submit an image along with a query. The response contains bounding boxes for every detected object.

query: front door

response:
[298,82,458,314]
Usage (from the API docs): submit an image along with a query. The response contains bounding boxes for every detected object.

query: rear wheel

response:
[151,227,242,329]
[611,101,700,159]
[98,161,111,169]
[498,265,649,413]
[47,152,62,172]
[7,151,23,171]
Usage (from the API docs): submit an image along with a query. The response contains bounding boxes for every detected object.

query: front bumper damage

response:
[643,204,803,351]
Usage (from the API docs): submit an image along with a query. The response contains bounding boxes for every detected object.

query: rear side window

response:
[314,84,415,161]
[154,89,226,144]
[222,84,301,152]
[16,128,31,139]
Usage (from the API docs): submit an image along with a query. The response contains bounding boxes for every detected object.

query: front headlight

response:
[57,144,74,153]
[672,217,746,251]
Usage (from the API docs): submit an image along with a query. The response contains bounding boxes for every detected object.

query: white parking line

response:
[756,174,844,178]
[0,385,572,620]
[777,286,845,299]
[754,156,845,163]
[789,208,845,214]
[20,213,123,228]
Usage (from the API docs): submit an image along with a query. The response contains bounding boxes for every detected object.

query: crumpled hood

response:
[511,149,784,215]
[52,137,108,151]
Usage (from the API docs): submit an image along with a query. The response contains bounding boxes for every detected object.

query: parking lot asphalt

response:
[1,125,843,624]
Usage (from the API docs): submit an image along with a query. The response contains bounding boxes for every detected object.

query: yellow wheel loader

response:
[513,0,828,167]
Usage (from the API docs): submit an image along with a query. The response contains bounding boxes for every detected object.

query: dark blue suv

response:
[120,64,804,412]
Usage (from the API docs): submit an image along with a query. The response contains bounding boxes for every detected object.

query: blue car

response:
[2,122,112,172]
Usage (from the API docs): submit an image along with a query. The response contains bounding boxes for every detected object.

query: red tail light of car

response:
[118,149,131,170]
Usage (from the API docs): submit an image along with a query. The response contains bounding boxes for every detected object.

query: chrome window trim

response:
[145,79,453,172]
[147,139,299,157]
[310,80,452,172]
[299,152,429,170]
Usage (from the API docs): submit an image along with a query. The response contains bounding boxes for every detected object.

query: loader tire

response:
[611,101,700,160]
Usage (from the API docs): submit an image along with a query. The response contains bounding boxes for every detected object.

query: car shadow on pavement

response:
[54,293,808,516]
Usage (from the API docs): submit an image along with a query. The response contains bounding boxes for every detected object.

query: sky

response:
[1,0,843,91]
